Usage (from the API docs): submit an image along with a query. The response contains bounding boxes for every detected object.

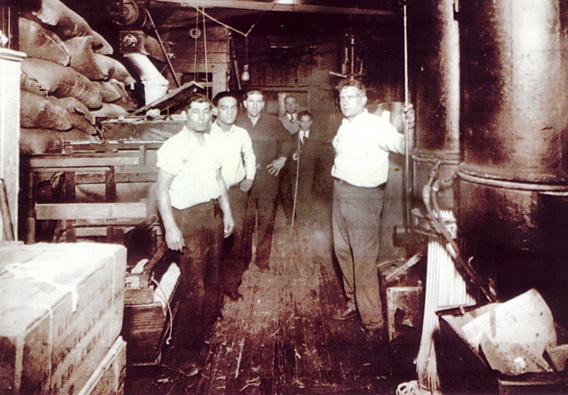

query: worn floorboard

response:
[127,194,398,394]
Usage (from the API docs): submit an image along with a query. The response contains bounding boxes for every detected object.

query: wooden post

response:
[0,48,26,240]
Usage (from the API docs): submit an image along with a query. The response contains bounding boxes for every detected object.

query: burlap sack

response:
[20,128,98,155]
[28,0,113,55]
[21,58,103,110]
[94,54,136,85]
[65,35,107,80]
[19,17,70,66]
[21,90,73,131]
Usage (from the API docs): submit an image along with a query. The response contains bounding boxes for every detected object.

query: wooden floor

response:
[127,194,405,394]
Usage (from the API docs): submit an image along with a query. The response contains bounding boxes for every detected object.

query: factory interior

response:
[0,0,567,394]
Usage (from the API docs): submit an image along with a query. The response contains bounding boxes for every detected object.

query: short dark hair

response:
[298,110,312,120]
[185,94,212,110]
[244,89,264,101]
[337,79,366,96]
[213,91,239,106]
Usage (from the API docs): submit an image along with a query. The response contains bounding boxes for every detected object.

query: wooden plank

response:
[173,41,228,55]
[29,155,140,168]
[0,49,26,239]
[145,0,396,16]
[35,202,148,220]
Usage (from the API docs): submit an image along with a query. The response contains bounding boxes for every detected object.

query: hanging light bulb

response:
[241,36,250,82]
[241,64,250,82]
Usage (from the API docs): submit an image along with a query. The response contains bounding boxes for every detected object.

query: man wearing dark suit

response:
[236,89,292,270]
[277,93,301,220]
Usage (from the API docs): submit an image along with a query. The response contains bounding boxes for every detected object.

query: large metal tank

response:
[410,0,460,210]
[457,0,568,321]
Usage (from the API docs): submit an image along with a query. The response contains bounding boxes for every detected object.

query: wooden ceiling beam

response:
[143,0,396,17]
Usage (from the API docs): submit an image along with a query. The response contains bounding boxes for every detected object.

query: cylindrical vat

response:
[410,0,461,210]
[459,0,567,182]
[457,0,568,322]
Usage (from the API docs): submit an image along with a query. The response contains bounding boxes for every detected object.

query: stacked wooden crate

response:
[0,242,126,394]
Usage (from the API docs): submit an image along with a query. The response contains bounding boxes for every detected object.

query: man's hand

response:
[223,213,235,238]
[403,104,416,131]
[292,150,300,161]
[240,178,253,192]
[267,157,287,175]
[165,224,184,251]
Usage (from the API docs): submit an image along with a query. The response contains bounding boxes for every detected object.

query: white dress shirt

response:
[299,129,310,144]
[332,109,404,188]
[156,127,223,209]
[210,122,256,188]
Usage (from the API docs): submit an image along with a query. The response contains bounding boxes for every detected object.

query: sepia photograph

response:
[0,0,567,394]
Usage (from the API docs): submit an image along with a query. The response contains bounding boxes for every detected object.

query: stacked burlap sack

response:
[19,0,138,154]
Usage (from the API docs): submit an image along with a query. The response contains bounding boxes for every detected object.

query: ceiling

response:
[63,0,400,35]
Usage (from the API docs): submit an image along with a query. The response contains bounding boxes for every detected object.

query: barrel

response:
[457,0,568,321]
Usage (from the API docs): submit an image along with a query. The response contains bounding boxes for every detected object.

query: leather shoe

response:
[333,306,357,321]
[225,290,243,302]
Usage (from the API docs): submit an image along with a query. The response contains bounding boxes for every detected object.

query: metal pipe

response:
[144,8,181,87]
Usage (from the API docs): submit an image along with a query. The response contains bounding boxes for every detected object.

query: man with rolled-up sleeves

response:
[156,94,234,350]
[331,79,411,341]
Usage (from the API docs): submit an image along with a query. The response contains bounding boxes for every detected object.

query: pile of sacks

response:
[19,0,138,154]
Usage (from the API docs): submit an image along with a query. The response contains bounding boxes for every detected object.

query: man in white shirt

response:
[331,79,406,339]
[156,94,234,350]
[211,91,256,301]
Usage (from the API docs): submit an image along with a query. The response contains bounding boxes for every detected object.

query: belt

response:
[175,199,219,213]
[333,177,385,190]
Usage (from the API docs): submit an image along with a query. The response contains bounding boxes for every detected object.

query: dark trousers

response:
[172,201,223,348]
[332,179,385,330]
[221,186,253,294]
[247,169,279,265]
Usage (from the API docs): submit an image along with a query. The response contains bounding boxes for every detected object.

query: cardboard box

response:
[78,336,126,395]
[0,242,126,394]
[437,304,568,394]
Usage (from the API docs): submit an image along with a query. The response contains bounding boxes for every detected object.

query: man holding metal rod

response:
[331,79,413,340]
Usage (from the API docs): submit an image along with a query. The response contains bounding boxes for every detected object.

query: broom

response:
[415,165,496,393]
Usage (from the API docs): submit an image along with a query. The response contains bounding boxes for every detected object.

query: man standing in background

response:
[237,89,291,271]
[211,91,256,301]
[277,93,301,221]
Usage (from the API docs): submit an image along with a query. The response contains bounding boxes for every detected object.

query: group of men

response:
[156,80,409,350]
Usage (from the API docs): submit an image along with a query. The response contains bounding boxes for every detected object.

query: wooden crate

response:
[0,242,126,394]
[78,336,127,395]
[123,263,180,365]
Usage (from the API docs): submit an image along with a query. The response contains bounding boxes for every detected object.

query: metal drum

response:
[457,0,568,321]
[409,0,460,211]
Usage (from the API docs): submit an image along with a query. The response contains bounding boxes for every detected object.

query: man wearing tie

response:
[278,93,300,135]
[278,93,301,220]
[291,111,318,209]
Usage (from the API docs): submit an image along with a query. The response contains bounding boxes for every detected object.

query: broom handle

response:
[290,137,301,233]
[0,178,15,241]
[402,2,412,232]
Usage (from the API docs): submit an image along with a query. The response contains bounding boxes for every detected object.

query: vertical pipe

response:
[409,0,461,211]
